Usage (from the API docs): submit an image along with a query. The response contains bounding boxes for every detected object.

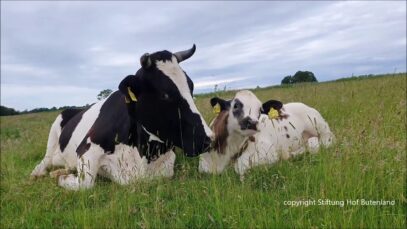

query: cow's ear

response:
[119,75,141,103]
[140,53,152,69]
[210,97,230,114]
[262,100,283,115]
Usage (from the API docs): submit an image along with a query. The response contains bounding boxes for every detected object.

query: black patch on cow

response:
[76,141,90,157]
[75,91,172,162]
[119,65,211,157]
[286,134,290,138]
[59,107,90,152]
[185,72,194,94]
[210,97,231,111]
[232,99,244,119]
[262,100,283,115]
[150,50,173,65]
[284,126,288,131]
[60,108,84,129]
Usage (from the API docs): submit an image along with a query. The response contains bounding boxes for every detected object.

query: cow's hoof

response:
[50,169,69,178]
[30,175,42,180]
[56,174,68,185]
[30,168,47,178]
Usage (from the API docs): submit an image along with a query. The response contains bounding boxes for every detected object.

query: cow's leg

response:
[303,111,335,147]
[234,143,279,177]
[49,168,69,178]
[287,146,307,157]
[31,115,63,178]
[58,146,103,190]
[199,151,233,174]
[307,137,320,153]
[100,144,148,185]
[147,150,176,178]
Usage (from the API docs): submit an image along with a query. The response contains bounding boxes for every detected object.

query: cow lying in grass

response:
[199,90,334,178]
[31,45,213,190]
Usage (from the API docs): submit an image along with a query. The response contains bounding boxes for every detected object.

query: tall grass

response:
[1,74,406,228]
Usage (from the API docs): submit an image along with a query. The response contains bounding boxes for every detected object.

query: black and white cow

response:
[31,45,213,190]
[199,90,334,178]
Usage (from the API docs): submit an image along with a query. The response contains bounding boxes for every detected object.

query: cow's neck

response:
[128,117,174,163]
[205,129,249,173]
[225,131,249,158]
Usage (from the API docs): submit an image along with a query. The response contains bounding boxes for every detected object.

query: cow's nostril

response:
[247,120,258,130]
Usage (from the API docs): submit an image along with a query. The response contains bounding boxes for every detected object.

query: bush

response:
[281,71,318,85]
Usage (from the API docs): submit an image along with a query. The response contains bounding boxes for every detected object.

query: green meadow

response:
[1,74,406,228]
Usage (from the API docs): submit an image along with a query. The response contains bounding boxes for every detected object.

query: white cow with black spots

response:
[199,90,334,178]
[31,45,213,190]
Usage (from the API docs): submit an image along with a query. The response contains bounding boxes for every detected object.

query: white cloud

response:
[1,1,405,110]
[194,76,248,89]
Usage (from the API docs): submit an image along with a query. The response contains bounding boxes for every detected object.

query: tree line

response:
[0,89,113,116]
[0,105,91,116]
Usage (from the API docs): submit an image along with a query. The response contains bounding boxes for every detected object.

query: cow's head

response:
[119,45,212,157]
[210,90,282,137]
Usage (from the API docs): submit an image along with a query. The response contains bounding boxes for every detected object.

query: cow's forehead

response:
[155,56,189,94]
[233,90,262,109]
[155,56,213,136]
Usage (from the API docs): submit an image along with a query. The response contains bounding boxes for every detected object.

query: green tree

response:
[281,71,318,85]
[97,89,113,100]
[0,105,19,116]
[292,71,317,83]
[281,75,293,84]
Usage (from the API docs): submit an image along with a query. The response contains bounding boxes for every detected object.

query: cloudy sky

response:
[1,1,406,111]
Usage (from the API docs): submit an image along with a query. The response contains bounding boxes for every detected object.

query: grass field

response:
[1,74,406,228]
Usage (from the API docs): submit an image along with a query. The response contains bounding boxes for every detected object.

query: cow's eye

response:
[233,100,243,110]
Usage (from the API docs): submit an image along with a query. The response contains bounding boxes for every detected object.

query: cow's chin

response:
[183,141,211,157]
[240,129,258,137]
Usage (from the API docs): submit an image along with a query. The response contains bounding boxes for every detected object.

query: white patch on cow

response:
[31,114,64,177]
[142,126,164,143]
[58,142,105,190]
[60,97,107,169]
[146,149,175,178]
[156,56,213,137]
[99,143,148,185]
[58,141,176,190]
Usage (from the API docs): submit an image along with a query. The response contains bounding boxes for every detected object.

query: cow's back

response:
[257,102,332,156]
[58,91,130,168]
[256,104,310,156]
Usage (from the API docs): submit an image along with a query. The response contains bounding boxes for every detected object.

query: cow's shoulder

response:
[75,91,172,162]
[76,91,131,157]
[59,107,90,152]
[60,108,86,129]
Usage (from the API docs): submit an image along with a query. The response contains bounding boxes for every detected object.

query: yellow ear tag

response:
[127,87,137,102]
[268,108,279,120]
[124,96,130,103]
[213,103,221,114]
